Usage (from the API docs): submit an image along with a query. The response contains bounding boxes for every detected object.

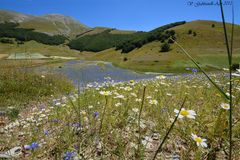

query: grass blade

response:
[171,38,229,100]
[152,96,187,160]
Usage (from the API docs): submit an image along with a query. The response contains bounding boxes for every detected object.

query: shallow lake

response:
[32,60,164,86]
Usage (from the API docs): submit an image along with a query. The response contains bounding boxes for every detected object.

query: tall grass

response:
[0,61,73,109]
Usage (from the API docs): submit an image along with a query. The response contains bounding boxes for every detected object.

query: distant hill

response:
[86,20,240,72]
[68,21,186,52]
[0,10,90,37]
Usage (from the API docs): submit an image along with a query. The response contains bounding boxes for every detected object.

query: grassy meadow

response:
[1,73,240,159]
[0,61,74,123]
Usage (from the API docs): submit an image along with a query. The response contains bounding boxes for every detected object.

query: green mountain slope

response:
[86,20,240,72]
[68,21,186,52]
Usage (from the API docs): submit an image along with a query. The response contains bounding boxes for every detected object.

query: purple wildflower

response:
[63,151,77,160]
[44,130,49,136]
[24,142,39,150]
[30,142,39,149]
[24,145,32,150]
[93,112,99,119]
[192,68,198,73]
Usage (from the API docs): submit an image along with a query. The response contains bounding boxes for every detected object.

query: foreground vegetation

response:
[0,62,74,121]
[1,73,240,159]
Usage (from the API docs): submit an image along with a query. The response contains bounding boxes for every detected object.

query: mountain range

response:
[0,10,90,37]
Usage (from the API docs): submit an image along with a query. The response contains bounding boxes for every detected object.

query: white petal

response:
[201,142,208,148]
[191,133,197,138]
[174,109,179,113]
[187,115,196,119]
[189,110,196,115]
[178,115,184,118]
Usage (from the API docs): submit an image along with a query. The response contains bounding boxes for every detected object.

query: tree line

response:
[0,22,66,45]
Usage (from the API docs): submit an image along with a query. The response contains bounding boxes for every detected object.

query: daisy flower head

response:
[129,80,135,85]
[156,75,166,80]
[149,99,158,105]
[191,133,207,148]
[220,103,230,110]
[232,69,240,77]
[132,108,139,113]
[115,102,122,107]
[124,86,132,91]
[135,98,142,102]
[99,91,112,96]
[174,108,196,119]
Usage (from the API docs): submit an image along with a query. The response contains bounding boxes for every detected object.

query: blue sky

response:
[0,0,239,31]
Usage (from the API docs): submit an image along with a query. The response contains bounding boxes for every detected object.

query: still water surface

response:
[34,60,162,85]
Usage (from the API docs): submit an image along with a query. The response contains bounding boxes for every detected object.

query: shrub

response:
[123,57,128,61]
[160,42,170,52]
[168,36,176,44]
[231,63,239,70]
[0,38,14,44]
[188,29,192,34]
[212,24,215,28]
[6,107,19,120]
[17,40,24,45]
[193,32,197,37]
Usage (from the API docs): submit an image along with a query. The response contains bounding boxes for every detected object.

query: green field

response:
[1,74,240,159]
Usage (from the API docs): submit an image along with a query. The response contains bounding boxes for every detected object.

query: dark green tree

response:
[188,29,192,34]
[160,42,170,52]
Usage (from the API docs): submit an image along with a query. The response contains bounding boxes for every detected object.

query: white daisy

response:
[99,91,112,96]
[149,99,158,105]
[132,108,139,113]
[191,133,207,148]
[174,108,196,119]
[115,102,122,107]
[156,75,166,80]
[220,103,230,110]
[232,72,240,77]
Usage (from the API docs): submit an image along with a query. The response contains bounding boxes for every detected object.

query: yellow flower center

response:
[223,105,229,109]
[180,110,189,116]
[194,137,203,143]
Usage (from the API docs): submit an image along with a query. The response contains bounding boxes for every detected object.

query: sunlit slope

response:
[87,20,240,72]
[0,10,90,37]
